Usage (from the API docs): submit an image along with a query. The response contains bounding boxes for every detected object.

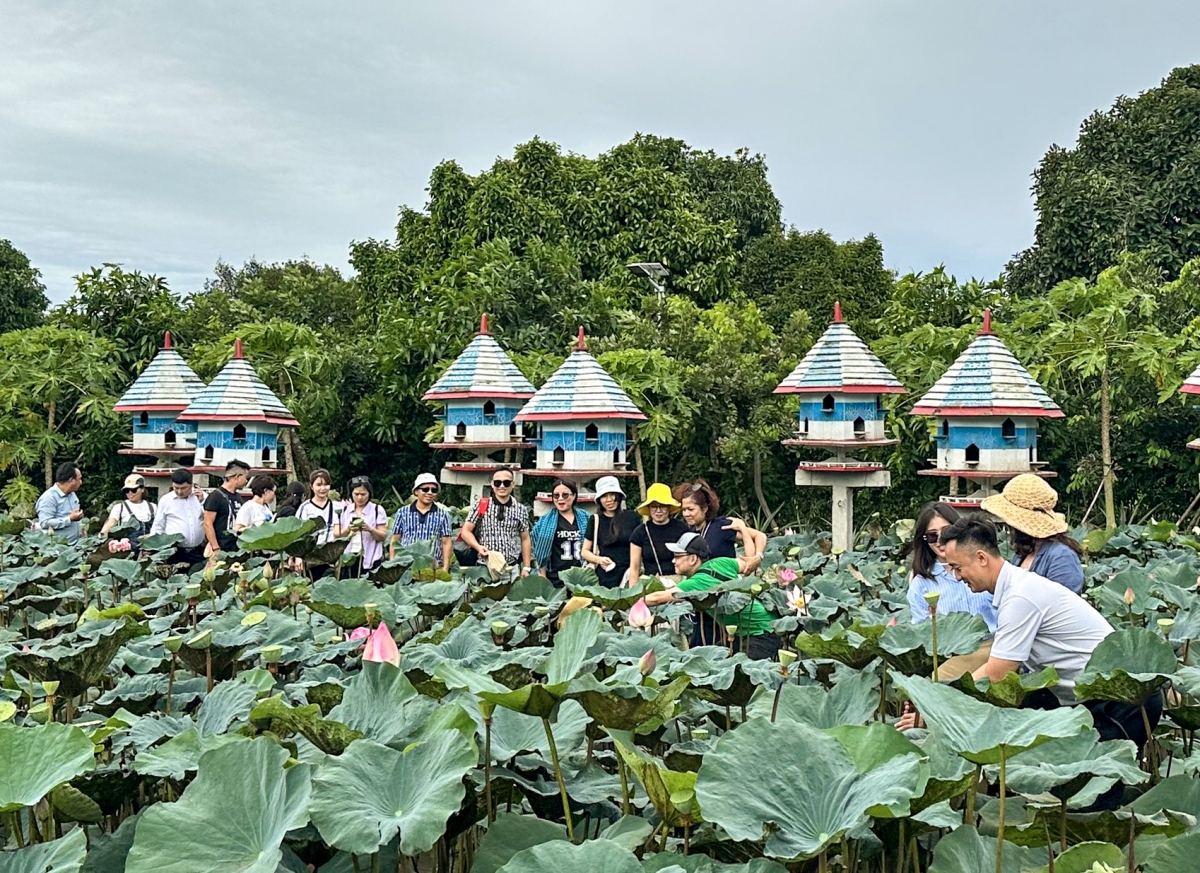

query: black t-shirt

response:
[547,513,583,580]
[700,516,739,559]
[629,516,690,577]
[589,510,640,587]
[203,487,244,551]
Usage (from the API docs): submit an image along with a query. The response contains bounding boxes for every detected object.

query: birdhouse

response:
[176,339,298,472]
[912,310,1062,505]
[775,303,905,549]
[422,315,536,500]
[514,327,646,515]
[1180,363,1200,451]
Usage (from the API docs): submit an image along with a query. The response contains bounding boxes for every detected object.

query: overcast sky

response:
[3,2,1199,302]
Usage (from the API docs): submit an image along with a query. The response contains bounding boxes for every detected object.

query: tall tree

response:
[1008,65,1200,296]
[0,239,48,334]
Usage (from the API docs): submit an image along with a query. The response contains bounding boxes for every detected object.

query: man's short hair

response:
[54,462,79,484]
[171,468,193,485]
[939,516,1002,557]
[224,460,251,478]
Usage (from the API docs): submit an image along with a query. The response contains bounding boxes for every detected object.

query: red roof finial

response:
[162,331,173,350]
[575,326,587,351]
[233,338,244,359]
[980,309,993,336]
[479,313,490,335]
[833,301,843,323]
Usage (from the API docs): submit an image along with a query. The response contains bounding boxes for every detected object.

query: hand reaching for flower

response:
[896,701,926,731]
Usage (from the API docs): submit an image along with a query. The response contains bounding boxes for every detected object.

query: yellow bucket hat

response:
[637,482,682,517]
[980,474,1068,539]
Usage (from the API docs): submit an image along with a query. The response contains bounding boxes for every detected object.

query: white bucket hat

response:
[412,472,439,494]
[594,476,625,499]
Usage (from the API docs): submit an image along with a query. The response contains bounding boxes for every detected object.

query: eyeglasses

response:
[492,479,513,487]
[417,486,439,494]
[552,492,573,500]
[649,504,670,511]
[923,531,942,544]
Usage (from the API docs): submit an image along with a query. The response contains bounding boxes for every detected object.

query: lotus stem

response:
[618,755,630,815]
[166,656,175,716]
[771,667,787,723]
[541,717,574,841]
[370,851,380,873]
[1127,809,1137,871]
[965,763,980,826]
[1141,703,1158,784]
[350,855,361,873]
[7,812,24,848]
[878,662,888,722]
[484,712,494,823]
[205,649,213,693]
[996,748,1007,873]
[929,605,939,680]
[683,821,690,855]
[1060,798,1068,852]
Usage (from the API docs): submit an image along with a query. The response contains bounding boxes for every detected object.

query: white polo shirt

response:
[990,561,1114,704]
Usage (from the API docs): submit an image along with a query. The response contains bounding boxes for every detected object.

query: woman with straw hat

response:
[627,482,689,584]
[980,474,1085,594]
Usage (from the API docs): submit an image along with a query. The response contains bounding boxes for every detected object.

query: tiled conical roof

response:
[176,340,299,426]
[514,328,647,422]
[775,303,904,395]
[422,315,536,401]
[1181,361,1200,396]
[912,311,1063,418]
[113,332,207,412]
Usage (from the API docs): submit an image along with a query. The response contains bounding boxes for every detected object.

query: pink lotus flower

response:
[638,649,656,676]
[778,567,798,585]
[628,598,654,630]
[887,617,898,627]
[107,538,132,553]
[786,585,806,615]
[347,626,371,643]
[362,622,400,668]
[1124,587,1136,607]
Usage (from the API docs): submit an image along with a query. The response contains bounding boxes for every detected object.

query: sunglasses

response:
[417,486,439,494]
[492,479,513,487]
[350,477,370,488]
[923,531,942,544]
[649,504,670,511]
[552,492,573,499]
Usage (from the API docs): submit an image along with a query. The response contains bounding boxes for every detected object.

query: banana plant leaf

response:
[893,674,1093,765]
[1074,626,1178,705]
[0,828,87,873]
[0,722,96,813]
[309,731,476,857]
[125,740,312,873]
[695,717,924,860]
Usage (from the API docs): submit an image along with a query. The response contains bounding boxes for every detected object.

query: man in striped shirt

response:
[389,473,452,571]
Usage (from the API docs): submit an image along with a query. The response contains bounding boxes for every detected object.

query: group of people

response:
[900,474,1160,810]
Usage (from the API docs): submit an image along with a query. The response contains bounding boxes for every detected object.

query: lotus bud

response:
[261,562,274,581]
[186,629,213,650]
[638,648,657,676]
[628,598,654,629]
[202,563,217,583]
[778,567,798,585]
[691,728,709,741]
[480,700,496,720]
[288,589,300,606]
[163,636,183,654]
[347,626,371,643]
[887,617,898,627]
[1124,587,1136,607]
[262,645,283,664]
[362,622,400,668]
[1158,618,1176,635]
[778,649,797,668]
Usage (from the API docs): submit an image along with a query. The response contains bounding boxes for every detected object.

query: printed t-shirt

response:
[203,487,244,551]
[629,517,690,577]
[548,512,583,578]
[298,499,339,545]
[235,500,273,530]
[677,556,774,636]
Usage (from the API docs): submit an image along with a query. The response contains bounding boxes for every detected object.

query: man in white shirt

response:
[900,516,1161,809]
[150,468,206,567]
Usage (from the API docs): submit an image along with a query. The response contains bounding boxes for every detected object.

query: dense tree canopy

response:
[0,238,48,334]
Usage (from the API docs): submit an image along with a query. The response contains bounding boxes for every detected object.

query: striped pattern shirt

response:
[390,503,452,548]
[907,562,999,633]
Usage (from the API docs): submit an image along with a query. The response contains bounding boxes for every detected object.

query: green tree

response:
[0,327,119,505]
[0,239,48,333]
[1008,65,1200,296]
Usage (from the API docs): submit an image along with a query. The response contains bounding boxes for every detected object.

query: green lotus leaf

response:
[950,667,1059,708]
[596,815,653,850]
[1095,568,1164,616]
[133,728,249,780]
[1004,732,1146,807]
[196,679,259,735]
[793,621,885,669]
[0,828,87,873]
[1074,626,1177,705]
[487,699,589,763]
[1008,805,1192,847]
[892,674,1093,764]
[96,558,141,583]
[565,575,665,610]
[309,732,477,857]
[9,618,149,697]
[0,722,96,813]
[495,837,642,873]
[398,579,468,618]
[926,825,1038,872]
[695,717,923,860]
[1128,774,1200,819]
[47,783,102,824]
[1026,841,1125,873]
[80,813,140,873]
[641,857,789,873]
[671,651,774,708]
[747,670,878,728]
[567,674,688,733]
[326,661,432,747]
[825,723,931,816]
[125,739,312,873]
[470,813,568,873]
[879,612,990,675]
[249,695,364,755]
[1143,831,1200,872]
[237,516,321,552]
[368,555,414,585]
[609,728,702,827]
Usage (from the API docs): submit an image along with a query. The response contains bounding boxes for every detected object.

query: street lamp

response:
[626,262,669,301]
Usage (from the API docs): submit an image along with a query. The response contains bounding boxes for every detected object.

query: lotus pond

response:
[4,515,1200,873]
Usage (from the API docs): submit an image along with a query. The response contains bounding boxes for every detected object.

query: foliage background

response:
[5,67,1200,529]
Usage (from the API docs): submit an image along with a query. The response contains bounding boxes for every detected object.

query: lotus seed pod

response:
[41,681,60,695]
[241,612,267,627]
[692,728,709,741]
[1158,618,1176,634]
[186,629,213,650]
[480,700,496,719]
[534,606,550,615]
[28,702,50,724]
[262,645,283,664]
[491,620,509,636]
[923,591,941,608]
[0,701,16,723]
[778,649,797,667]
[271,585,288,598]
[163,636,183,654]
[750,584,763,595]
[725,625,739,638]
[185,583,202,599]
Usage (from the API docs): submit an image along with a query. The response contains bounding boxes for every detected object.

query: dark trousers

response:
[733,632,783,661]
[1024,689,1163,810]
[171,545,207,570]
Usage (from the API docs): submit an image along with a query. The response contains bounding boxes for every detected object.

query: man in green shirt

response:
[644,532,782,660]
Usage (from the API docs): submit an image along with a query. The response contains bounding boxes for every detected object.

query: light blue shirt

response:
[907,562,998,633]
[35,484,81,544]
[1015,541,1084,594]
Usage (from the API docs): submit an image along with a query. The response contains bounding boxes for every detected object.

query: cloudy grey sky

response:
[3,1,1199,302]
